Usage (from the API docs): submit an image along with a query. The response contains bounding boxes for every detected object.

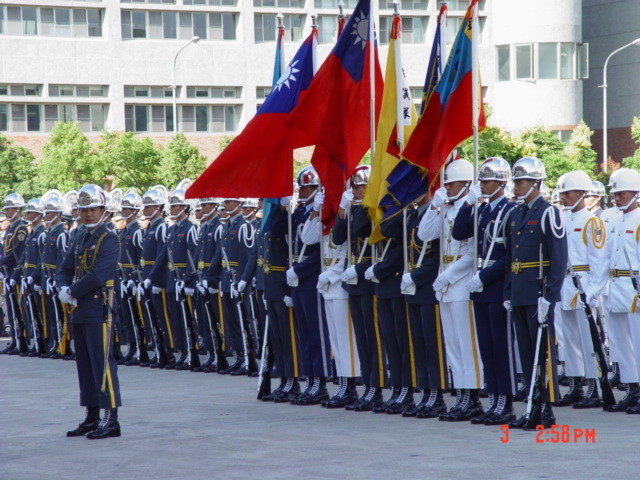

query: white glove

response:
[432,187,448,209]
[401,272,416,295]
[313,190,324,212]
[466,273,483,293]
[58,286,72,305]
[136,284,145,298]
[184,287,194,296]
[585,289,599,309]
[237,280,247,293]
[280,196,292,207]
[340,189,354,210]
[284,295,294,308]
[208,287,218,294]
[340,265,358,284]
[503,300,512,312]
[20,278,28,291]
[152,286,162,294]
[432,273,449,293]
[286,268,299,287]
[467,184,482,204]
[142,278,152,289]
[26,276,34,285]
[538,297,551,323]
[9,278,16,287]
[33,284,42,293]
[364,265,379,283]
[197,281,205,295]
[202,279,217,294]
[175,280,185,293]
[316,272,330,291]
[120,281,127,298]
[126,279,136,292]
[231,284,239,298]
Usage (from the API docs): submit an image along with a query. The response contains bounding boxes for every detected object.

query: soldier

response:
[0,193,29,355]
[585,181,606,217]
[116,191,147,366]
[259,196,301,402]
[149,184,198,370]
[400,191,450,419]
[591,168,640,413]
[139,186,171,368]
[452,157,517,425]
[334,166,387,411]
[504,157,567,429]
[418,159,484,421]
[58,184,121,439]
[552,171,605,408]
[40,193,69,359]
[286,167,331,405]
[14,198,47,357]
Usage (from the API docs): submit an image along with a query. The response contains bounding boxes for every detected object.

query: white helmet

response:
[242,198,259,209]
[443,159,473,184]
[478,157,511,182]
[3,193,25,210]
[24,198,45,215]
[556,170,592,194]
[588,180,606,197]
[609,168,640,194]
[77,184,107,209]
[512,157,546,181]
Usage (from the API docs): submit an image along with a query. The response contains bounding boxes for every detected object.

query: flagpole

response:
[337,0,345,36]
[369,0,376,166]
[471,0,480,273]
[438,2,448,273]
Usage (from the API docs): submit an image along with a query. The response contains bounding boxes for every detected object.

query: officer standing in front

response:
[58,184,121,439]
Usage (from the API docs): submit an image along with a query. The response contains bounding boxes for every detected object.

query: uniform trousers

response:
[72,322,121,409]
[377,296,413,388]
[554,303,565,363]
[44,293,63,344]
[291,287,331,378]
[602,298,619,364]
[194,291,215,351]
[323,297,359,378]
[559,308,597,379]
[439,300,483,389]
[221,292,244,353]
[117,290,138,347]
[607,312,640,383]
[151,289,175,351]
[348,294,386,388]
[406,303,448,390]
[473,302,516,395]
[167,294,187,351]
[265,299,299,378]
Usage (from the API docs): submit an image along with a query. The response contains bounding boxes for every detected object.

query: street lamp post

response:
[172,36,200,132]
[600,38,640,173]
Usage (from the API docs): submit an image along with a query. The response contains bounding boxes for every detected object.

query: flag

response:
[401,0,485,184]
[362,14,419,243]
[261,24,287,233]
[186,29,317,199]
[288,0,383,230]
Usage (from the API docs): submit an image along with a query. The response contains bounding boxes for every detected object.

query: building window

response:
[560,42,576,80]
[0,105,7,131]
[315,0,359,8]
[316,14,338,44]
[379,0,428,9]
[578,43,589,80]
[124,86,175,98]
[515,44,532,80]
[0,84,41,96]
[50,85,108,97]
[447,0,486,10]
[254,0,305,7]
[186,86,242,98]
[121,0,176,3]
[126,104,173,132]
[538,42,557,80]
[184,0,238,5]
[0,6,101,37]
[255,14,305,43]
[180,105,240,132]
[122,10,237,40]
[42,104,105,132]
[499,42,589,82]
[256,87,272,99]
[380,16,426,44]
[496,45,511,82]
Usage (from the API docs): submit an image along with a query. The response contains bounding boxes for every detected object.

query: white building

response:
[0,0,590,158]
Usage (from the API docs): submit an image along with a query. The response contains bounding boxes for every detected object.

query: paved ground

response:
[1,350,639,480]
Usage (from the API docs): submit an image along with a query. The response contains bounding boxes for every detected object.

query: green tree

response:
[0,134,38,198]
[457,126,521,163]
[95,131,162,191]
[37,122,104,190]
[622,116,640,171]
[159,133,207,188]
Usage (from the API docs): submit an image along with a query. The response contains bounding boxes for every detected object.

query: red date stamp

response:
[499,425,597,443]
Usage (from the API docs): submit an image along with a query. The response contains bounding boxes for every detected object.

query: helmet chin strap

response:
[225,205,240,217]
[144,206,162,220]
[120,211,137,221]
[169,206,187,221]
[242,209,257,221]
[25,214,41,224]
[299,189,318,204]
[5,210,18,222]
[516,182,538,202]
[563,193,586,212]
[447,182,470,202]
[617,193,639,212]
[481,185,504,199]
[43,214,61,226]
[85,211,107,229]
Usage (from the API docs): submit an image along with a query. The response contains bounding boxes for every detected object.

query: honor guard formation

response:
[3,157,640,439]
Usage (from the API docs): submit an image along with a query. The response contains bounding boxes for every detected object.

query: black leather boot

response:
[325,377,358,409]
[403,389,426,417]
[513,374,527,402]
[291,377,314,405]
[471,394,496,424]
[573,378,603,409]
[322,377,345,408]
[417,389,447,419]
[553,377,584,406]
[118,343,136,365]
[439,389,463,421]
[386,387,415,415]
[0,341,16,355]
[273,379,301,403]
[297,377,330,406]
[67,407,101,437]
[219,352,243,375]
[354,387,384,412]
[194,352,216,373]
[372,387,400,413]
[447,389,483,422]
[86,408,121,439]
[484,395,516,426]
[262,378,287,402]
[608,383,640,412]
[346,386,369,411]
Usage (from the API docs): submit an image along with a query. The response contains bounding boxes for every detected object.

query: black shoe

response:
[416,390,447,419]
[446,390,483,422]
[290,378,314,405]
[372,387,400,413]
[471,394,497,424]
[625,399,640,414]
[0,342,16,355]
[86,409,120,439]
[118,346,135,365]
[484,395,516,426]
[439,389,464,421]
[513,375,527,402]
[508,413,528,429]
[325,378,359,409]
[345,387,369,411]
[573,379,602,409]
[522,402,555,430]
[66,408,101,437]
[354,387,384,412]
[386,387,415,415]
[219,355,243,375]
[297,387,329,406]
[608,383,640,412]
[194,354,216,372]
[273,380,301,403]
[63,353,75,361]
[262,378,286,402]
[553,377,584,407]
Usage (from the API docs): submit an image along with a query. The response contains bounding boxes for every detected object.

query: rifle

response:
[101,288,115,392]
[167,247,200,370]
[220,242,257,375]
[2,266,27,353]
[22,279,46,355]
[117,262,148,364]
[186,249,228,371]
[568,267,616,409]
[42,263,64,354]
[126,250,168,366]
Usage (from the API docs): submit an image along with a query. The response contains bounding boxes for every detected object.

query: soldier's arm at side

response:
[451,202,475,241]
[56,243,76,288]
[417,206,441,242]
[542,206,568,303]
[69,233,119,299]
[332,215,348,245]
